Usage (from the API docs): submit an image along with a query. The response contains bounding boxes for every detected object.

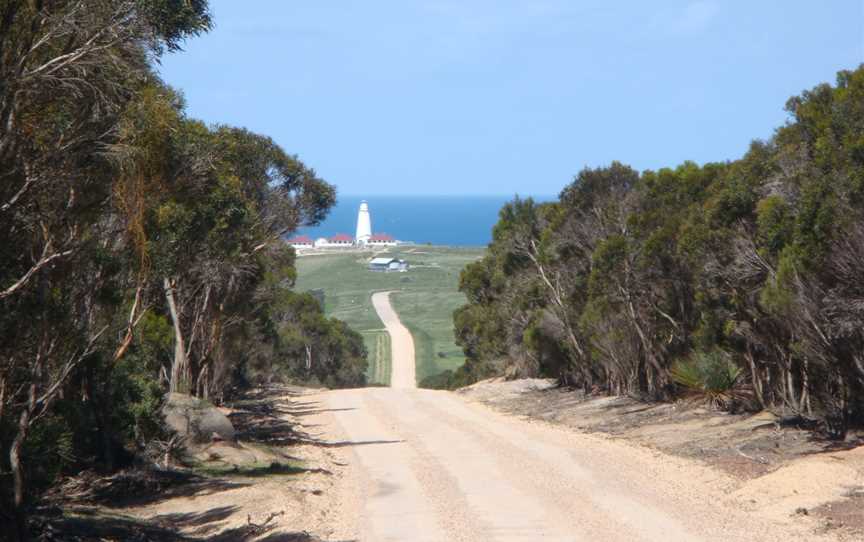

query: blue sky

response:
[159,1,863,196]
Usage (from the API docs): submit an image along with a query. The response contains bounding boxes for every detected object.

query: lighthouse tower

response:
[355,200,372,245]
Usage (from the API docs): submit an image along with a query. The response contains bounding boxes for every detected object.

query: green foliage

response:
[756,195,792,254]
[455,65,864,429]
[0,0,356,523]
[112,357,170,444]
[792,180,836,267]
[138,0,213,51]
[419,370,456,389]
[137,312,174,354]
[758,250,797,315]
[22,416,76,494]
[560,161,639,212]
[588,235,627,295]
[244,290,368,389]
[670,351,742,410]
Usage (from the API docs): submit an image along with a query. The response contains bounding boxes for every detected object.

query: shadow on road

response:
[314,439,403,448]
[34,386,370,540]
[229,387,401,450]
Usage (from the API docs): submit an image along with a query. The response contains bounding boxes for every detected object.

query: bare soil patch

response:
[35,385,355,541]
[812,487,864,537]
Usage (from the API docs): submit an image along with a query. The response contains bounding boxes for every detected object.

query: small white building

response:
[314,233,354,248]
[287,234,314,250]
[329,233,354,246]
[368,233,398,247]
[369,257,409,272]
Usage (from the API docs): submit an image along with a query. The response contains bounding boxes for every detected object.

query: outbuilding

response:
[368,257,409,272]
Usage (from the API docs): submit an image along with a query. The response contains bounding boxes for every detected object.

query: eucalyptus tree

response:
[454,66,864,435]
[0,1,209,535]
[0,4,355,538]
[151,122,336,398]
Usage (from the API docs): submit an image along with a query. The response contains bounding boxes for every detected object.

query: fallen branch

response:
[246,510,286,533]
[735,445,768,465]
[152,434,187,470]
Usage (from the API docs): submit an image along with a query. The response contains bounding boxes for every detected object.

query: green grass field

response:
[294,246,484,385]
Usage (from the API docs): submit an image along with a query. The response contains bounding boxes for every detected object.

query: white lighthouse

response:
[355,200,372,245]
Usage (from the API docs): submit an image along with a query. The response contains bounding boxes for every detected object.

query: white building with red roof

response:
[329,233,354,245]
[312,233,355,248]
[287,234,313,250]
[368,233,397,247]
[291,200,409,251]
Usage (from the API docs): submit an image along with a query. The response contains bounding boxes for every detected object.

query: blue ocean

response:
[298,195,553,247]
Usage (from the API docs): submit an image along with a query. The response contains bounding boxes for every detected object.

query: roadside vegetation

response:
[295,247,483,385]
[0,2,365,538]
[454,66,864,438]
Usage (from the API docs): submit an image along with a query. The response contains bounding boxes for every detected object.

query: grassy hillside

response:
[294,246,484,385]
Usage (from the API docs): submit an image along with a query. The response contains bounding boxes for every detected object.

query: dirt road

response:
[280,291,839,541]
[371,291,416,389]
[298,292,839,541]
[105,297,849,541]
[310,386,841,542]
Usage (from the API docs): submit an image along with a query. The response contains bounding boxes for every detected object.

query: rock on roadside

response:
[162,392,236,443]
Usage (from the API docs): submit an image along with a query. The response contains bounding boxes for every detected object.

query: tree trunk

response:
[197,364,209,400]
[164,277,189,393]
[625,293,667,396]
[11,408,30,513]
[852,354,864,384]
[0,375,6,426]
[10,381,35,541]
[113,282,145,362]
[801,359,812,416]
[785,359,798,413]
[97,397,116,470]
[745,346,766,409]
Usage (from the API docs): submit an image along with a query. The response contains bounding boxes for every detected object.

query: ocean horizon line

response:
[337,193,557,199]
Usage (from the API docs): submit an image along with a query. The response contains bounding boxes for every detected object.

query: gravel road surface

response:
[313,386,833,541]
[371,291,416,389]
[331,290,834,540]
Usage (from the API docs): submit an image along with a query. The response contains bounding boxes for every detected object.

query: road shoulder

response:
[459,377,864,540]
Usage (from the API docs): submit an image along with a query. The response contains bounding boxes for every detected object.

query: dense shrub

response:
[0,2,362,536]
[455,66,864,435]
